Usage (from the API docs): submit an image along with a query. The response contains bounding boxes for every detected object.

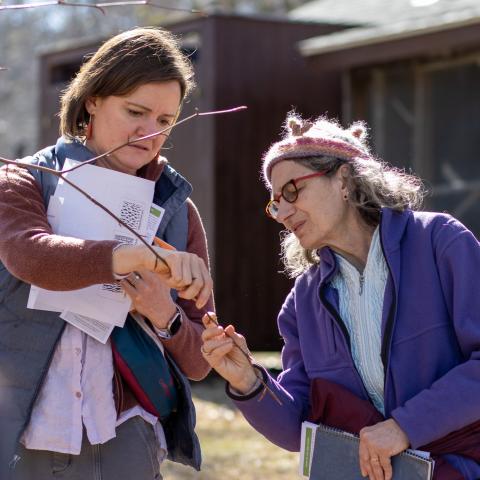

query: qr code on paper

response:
[113,234,136,246]
[120,200,143,231]
[101,283,123,295]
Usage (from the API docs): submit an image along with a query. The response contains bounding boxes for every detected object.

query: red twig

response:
[204,314,283,405]
[61,106,247,173]
[0,155,168,270]
[0,103,281,403]
[0,106,247,267]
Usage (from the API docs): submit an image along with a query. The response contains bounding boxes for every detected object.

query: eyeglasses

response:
[265,171,328,219]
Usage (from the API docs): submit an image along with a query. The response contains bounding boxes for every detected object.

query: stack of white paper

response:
[27,158,165,343]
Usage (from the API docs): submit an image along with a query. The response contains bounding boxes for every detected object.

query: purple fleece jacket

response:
[230,208,480,479]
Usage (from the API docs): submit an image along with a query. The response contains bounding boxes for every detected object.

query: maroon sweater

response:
[0,158,213,381]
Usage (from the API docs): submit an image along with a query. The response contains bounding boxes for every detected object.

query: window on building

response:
[347,54,480,234]
[49,62,82,85]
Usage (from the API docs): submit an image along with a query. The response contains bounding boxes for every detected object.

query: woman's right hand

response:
[113,245,212,309]
[201,313,259,394]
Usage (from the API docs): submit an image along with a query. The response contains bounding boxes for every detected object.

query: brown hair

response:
[60,27,195,138]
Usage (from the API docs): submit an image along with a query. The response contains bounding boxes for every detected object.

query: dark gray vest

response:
[0,138,201,478]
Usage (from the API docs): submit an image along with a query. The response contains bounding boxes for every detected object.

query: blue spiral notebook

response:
[308,423,434,480]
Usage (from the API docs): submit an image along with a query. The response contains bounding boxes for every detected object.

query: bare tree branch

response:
[0,103,280,403]
[0,0,106,13]
[1,154,169,269]
[62,106,247,173]
[0,106,247,268]
[0,0,206,14]
[96,0,207,15]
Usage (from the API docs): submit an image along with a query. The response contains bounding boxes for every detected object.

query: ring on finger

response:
[370,456,380,464]
[129,272,141,286]
[200,345,211,356]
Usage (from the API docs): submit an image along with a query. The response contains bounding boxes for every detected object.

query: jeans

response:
[12,416,162,480]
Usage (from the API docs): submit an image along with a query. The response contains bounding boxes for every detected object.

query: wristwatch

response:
[155,308,182,339]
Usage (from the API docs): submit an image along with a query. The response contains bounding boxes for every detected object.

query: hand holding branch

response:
[113,245,212,310]
[201,313,259,394]
[150,247,212,309]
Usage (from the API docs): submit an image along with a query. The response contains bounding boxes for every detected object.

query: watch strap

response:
[154,307,182,339]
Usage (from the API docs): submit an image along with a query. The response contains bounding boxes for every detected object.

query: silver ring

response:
[200,345,210,356]
[129,272,141,286]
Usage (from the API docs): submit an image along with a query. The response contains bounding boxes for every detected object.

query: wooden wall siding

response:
[307,23,480,72]
[212,17,343,349]
[164,19,217,259]
[38,15,344,349]
[347,53,480,237]
[347,64,414,171]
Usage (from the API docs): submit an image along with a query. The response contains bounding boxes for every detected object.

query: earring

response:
[85,115,93,140]
[343,194,348,201]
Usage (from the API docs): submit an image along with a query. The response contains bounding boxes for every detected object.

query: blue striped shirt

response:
[331,228,388,414]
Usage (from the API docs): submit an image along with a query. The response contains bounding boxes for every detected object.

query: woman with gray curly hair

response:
[201,114,480,480]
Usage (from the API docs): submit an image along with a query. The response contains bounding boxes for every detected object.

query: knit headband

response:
[262,115,372,187]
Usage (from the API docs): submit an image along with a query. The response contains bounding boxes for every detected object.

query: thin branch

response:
[0,0,106,13]
[62,106,247,173]
[0,103,282,403]
[96,0,206,15]
[0,106,246,267]
[0,155,167,269]
[0,0,206,14]
[204,314,282,405]
[0,0,56,8]
[197,106,248,117]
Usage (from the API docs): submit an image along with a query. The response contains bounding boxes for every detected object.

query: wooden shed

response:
[39,13,345,350]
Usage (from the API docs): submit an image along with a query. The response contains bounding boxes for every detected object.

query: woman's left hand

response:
[358,418,409,480]
[121,269,176,329]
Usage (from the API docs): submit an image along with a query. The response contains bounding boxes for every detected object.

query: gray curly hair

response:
[267,115,426,277]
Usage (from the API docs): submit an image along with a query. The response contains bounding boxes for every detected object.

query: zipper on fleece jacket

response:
[319,284,351,349]
[319,283,371,401]
[378,217,398,385]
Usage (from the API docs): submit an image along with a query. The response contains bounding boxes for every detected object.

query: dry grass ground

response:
[162,372,299,480]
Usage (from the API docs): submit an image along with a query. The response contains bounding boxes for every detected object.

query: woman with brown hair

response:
[0,27,213,479]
